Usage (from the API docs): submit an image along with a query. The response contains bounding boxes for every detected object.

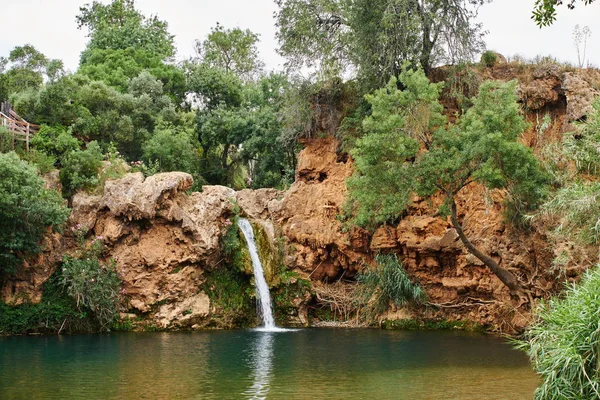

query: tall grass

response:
[357,253,426,314]
[516,266,600,399]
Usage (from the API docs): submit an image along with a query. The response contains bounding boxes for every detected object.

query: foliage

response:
[0,45,63,99]
[142,126,200,175]
[190,64,296,188]
[59,141,104,197]
[79,48,185,101]
[60,230,122,331]
[561,100,600,174]
[347,71,548,293]
[357,254,425,313]
[345,68,445,228]
[416,80,548,218]
[20,150,57,174]
[77,0,175,61]
[0,152,69,274]
[0,126,13,153]
[30,125,81,165]
[536,100,600,246]
[0,273,83,335]
[275,0,487,86]
[275,0,349,76]
[220,216,248,272]
[540,182,600,244]
[15,73,176,160]
[517,265,600,399]
[532,0,596,26]
[194,23,265,81]
[481,50,498,67]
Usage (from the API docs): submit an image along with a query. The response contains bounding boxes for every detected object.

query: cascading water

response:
[237,218,277,330]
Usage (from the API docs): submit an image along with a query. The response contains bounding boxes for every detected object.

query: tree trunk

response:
[221,143,230,170]
[449,198,524,295]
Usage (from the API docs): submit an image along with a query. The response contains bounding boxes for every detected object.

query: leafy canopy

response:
[77,0,175,60]
[195,23,265,82]
[348,70,549,228]
[346,68,445,228]
[276,0,487,87]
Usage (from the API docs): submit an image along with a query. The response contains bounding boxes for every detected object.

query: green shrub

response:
[142,128,200,174]
[0,152,69,274]
[481,50,498,67]
[30,125,80,163]
[60,230,122,331]
[20,149,57,174]
[59,141,104,196]
[357,254,426,313]
[517,265,600,400]
[0,126,13,153]
[0,273,84,335]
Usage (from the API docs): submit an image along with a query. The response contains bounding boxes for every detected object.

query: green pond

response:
[0,329,537,399]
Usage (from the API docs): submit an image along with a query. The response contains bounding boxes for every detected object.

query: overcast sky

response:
[1,0,599,73]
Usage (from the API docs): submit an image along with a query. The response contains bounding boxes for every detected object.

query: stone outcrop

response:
[563,71,600,121]
[2,67,598,334]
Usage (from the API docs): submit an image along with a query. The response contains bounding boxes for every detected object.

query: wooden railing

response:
[0,111,39,151]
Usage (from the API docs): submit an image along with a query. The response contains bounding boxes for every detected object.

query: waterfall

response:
[237,218,277,330]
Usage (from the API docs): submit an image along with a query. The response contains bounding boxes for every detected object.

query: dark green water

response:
[0,329,537,399]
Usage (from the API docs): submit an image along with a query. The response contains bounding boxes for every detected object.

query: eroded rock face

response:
[563,72,600,121]
[3,69,598,334]
[270,137,368,281]
[271,136,556,332]
[103,172,194,220]
[519,65,563,110]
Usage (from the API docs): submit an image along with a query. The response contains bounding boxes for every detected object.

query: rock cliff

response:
[2,66,598,333]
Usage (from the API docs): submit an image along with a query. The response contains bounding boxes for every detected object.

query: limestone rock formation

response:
[563,72,600,121]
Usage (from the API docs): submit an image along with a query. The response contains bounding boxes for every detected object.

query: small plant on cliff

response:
[516,265,600,400]
[357,254,425,314]
[480,50,498,68]
[59,141,104,197]
[60,228,122,331]
[347,70,549,298]
[0,152,69,274]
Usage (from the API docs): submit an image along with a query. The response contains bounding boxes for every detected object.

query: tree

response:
[79,48,185,101]
[275,0,487,86]
[0,45,63,98]
[347,70,548,296]
[0,153,69,274]
[194,23,265,82]
[346,68,445,227]
[142,126,200,176]
[275,0,349,76]
[77,0,175,60]
[13,72,176,160]
[533,0,597,26]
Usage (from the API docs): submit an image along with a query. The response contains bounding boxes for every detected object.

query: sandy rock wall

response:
[2,67,597,333]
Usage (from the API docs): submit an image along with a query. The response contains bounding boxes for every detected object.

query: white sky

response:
[1,0,599,73]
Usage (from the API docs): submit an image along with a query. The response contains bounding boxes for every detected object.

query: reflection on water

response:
[244,333,275,399]
[0,329,538,400]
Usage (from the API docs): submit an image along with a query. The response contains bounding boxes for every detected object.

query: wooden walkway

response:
[0,109,39,151]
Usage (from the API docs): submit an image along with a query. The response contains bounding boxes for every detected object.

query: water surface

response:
[0,329,537,399]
